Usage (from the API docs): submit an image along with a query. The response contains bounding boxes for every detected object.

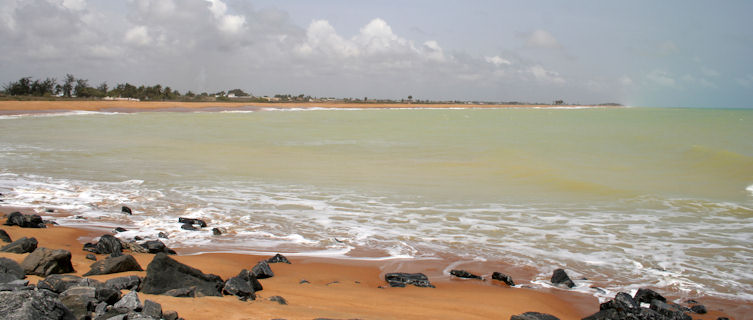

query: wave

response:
[0,110,124,120]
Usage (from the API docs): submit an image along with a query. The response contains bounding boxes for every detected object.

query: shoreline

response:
[0,100,614,115]
[0,205,743,319]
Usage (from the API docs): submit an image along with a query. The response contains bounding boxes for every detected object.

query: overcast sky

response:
[1,0,752,107]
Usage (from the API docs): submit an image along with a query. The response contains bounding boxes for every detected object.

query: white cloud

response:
[485,55,512,67]
[61,0,86,11]
[646,70,676,87]
[297,20,359,57]
[124,25,152,47]
[205,0,245,34]
[526,30,560,49]
[529,65,565,84]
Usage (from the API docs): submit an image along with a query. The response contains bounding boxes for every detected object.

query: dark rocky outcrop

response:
[634,288,666,304]
[120,240,149,254]
[212,228,222,235]
[583,291,693,320]
[0,289,75,320]
[37,275,101,294]
[21,247,75,276]
[142,299,162,319]
[157,232,168,239]
[550,268,575,288]
[104,275,142,291]
[0,229,11,243]
[91,235,123,257]
[113,227,127,233]
[0,257,25,283]
[178,217,206,228]
[121,206,132,215]
[86,254,97,261]
[0,279,30,291]
[510,311,560,320]
[113,290,142,311]
[450,269,482,280]
[268,296,287,305]
[4,211,46,228]
[690,304,707,314]
[59,286,97,320]
[384,273,434,288]
[491,272,515,286]
[180,224,198,231]
[141,240,176,254]
[222,274,256,301]
[0,236,38,253]
[267,253,291,264]
[83,254,143,276]
[251,260,274,279]
[140,253,223,297]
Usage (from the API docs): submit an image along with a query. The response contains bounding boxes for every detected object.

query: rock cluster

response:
[384,273,435,288]
[4,211,46,228]
[583,288,708,320]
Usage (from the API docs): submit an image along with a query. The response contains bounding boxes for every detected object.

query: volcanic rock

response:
[113,290,142,311]
[141,300,162,319]
[634,288,666,304]
[384,273,434,288]
[0,289,75,320]
[491,272,515,286]
[140,253,223,297]
[121,206,132,215]
[550,268,575,288]
[104,275,142,291]
[0,257,25,283]
[450,269,482,280]
[251,260,274,279]
[510,311,560,320]
[178,217,206,228]
[59,286,96,320]
[0,229,11,243]
[37,274,101,294]
[0,236,38,253]
[83,254,143,276]
[267,253,291,264]
[268,296,287,305]
[4,211,46,228]
[141,240,175,254]
[21,247,75,276]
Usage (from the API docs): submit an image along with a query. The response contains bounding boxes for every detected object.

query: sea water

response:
[1,107,752,303]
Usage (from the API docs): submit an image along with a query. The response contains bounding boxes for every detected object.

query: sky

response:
[1,0,752,108]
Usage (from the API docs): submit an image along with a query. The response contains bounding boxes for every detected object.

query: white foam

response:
[0,110,124,120]
[747,184,753,195]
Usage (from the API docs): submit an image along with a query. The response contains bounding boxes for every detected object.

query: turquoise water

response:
[1,107,752,302]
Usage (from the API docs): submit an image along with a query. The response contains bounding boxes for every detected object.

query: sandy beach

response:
[0,100,572,114]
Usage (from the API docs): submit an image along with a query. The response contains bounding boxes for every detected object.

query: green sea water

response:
[1,107,752,301]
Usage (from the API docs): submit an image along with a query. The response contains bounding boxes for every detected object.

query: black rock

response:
[85,234,122,257]
[113,227,127,233]
[163,310,179,320]
[634,288,667,304]
[0,229,11,243]
[142,299,163,319]
[180,223,197,231]
[491,272,515,286]
[690,304,707,314]
[21,247,75,276]
[162,287,197,297]
[450,269,482,280]
[0,236,38,253]
[267,253,291,264]
[384,273,434,288]
[104,275,142,291]
[113,290,142,311]
[0,257,25,283]
[158,232,168,239]
[86,254,97,261]
[140,253,223,297]
[599,292,639,312]
[93,308,128,320]
[121,206,132,215]
[37,275,101,294]
[222,275,256,301]
[0,279,31,291]
[141,240,174,254]
[550,268,575,288]
[59,286,97,320]
[251,260,274,279]
[134,236,143,241]
[83,254,143,276]
[212,228,222,235]
[0,288,76,320]
[650,300,692,320]
[510,311,560,320]
[95,286,121,305]
[268,296,287,305]
[4,211,46,228]
[178,217,207,228]
[237,268,263,291]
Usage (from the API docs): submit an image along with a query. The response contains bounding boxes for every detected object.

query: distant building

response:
[554,100,564,105]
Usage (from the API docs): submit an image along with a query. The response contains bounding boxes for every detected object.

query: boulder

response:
[140,253,223,297]
[96,235,123,257]
[251,260,274,279]
[180,224,197,231]
[0,229,11,243]
[212,228,222,235]
[104,275,142,291]
[21,248,75,276]
[384,273,434,288]
[157,232,168,239]
[59,286,97,320]
[95,286,121,305]
[491,272,515,286]
[178,217,207,228]
[0,289,75,320]
[141,240,175,255]
[690,304,707,314]
[141,300,162,319]
[113,227,127,233]
[599,292,639,312]
[222,275,255,301]
[0,279,31,291]
[121,206,132,215]
[162,310,179,320]
[113,290,142,312]
[86,254,96,261]
[4,211,46,228]
[37,275,101,294]
[550,269,575,288]
[634,288,667,304]
[239,269,263,291]
[267,253,291,264]
[120,241,149,253]
[0,257,25,283]
[650,300,692,320]
[82,254,143,276]
[0,237,38,253]
[510,312,560,320]
[450,269,482,280]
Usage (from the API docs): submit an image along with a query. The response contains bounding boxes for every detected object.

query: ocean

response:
[1,106,752,304]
